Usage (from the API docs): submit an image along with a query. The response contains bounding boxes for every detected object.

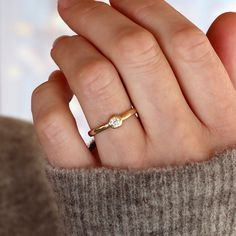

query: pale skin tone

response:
[31,0,236,170]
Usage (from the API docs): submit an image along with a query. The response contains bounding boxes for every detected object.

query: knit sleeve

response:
[45,146,236,236]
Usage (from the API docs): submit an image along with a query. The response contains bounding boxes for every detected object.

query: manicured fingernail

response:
[52,35,69,48]
[58,0,77,9]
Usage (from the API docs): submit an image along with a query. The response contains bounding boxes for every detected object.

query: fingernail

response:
[58,0,77,9]
[52,35,69,48]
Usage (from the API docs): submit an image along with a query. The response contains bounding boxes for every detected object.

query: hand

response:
[31,0,236,169]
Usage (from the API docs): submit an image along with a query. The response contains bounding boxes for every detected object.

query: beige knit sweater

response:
[0,117,236,236]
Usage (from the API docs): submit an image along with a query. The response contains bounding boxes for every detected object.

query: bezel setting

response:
[109,116,123,129]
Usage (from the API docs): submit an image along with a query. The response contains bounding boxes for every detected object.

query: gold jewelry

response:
[88,108,137,137]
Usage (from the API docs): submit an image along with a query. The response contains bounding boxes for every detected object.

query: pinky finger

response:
[31,70,98,168]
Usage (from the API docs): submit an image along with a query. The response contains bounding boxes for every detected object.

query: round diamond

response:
[109,116,122,129]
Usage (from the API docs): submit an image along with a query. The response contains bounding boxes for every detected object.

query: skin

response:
[31,0,236,170]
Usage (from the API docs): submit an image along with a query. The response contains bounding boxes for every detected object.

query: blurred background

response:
[0,0,236,144]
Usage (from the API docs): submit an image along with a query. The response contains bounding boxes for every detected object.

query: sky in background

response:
[0,0,236,144]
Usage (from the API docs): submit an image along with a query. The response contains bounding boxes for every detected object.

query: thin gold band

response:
[88,108,137,137]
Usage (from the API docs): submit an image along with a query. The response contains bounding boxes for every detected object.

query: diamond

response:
[109,116,122,129]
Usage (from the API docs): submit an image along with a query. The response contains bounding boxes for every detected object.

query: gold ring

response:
[88,108,137,137]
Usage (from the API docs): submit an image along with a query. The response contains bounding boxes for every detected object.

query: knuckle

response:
[32,86,42,101]
[36,107,57,131]
[171,27,212,63]
[51,36,72,59]
[78,59,116,100]
[32,82,49,105]
[35,107,67,145]
[32,83,69,146]
[78,2,107,26]
[134,1,158,20]
[31,82,55,121]
[116,28,157,59]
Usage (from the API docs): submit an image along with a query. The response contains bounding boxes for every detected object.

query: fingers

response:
[109,0,236,131]
[51,36,146,169]
[207,12,236,88]
[56,0,197,144]
[31,70,97,168]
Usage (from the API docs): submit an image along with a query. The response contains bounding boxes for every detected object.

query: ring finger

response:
[51,35,146,169]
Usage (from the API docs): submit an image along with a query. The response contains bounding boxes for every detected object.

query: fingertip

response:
[207,12,236,37]
[212,12,236,24]
[48,70,64,81]
[207,12,236,84]
[52,35,70,49]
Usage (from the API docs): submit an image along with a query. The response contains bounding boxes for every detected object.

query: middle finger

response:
[51,35,145,168]
[58,0,198,140]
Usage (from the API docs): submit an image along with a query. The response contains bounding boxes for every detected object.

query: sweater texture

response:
[0,117,61,236]
[47,147,236,236]
[1,117,236,235]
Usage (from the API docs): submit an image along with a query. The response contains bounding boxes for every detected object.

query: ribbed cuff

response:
[46,148,236,236]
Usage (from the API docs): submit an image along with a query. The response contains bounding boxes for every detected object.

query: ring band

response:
[88,108,137,137]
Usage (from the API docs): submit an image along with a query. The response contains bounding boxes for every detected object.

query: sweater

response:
[0,117,61,236]
[0,117,236,235]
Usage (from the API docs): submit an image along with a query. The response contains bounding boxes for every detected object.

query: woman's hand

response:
[31,0,236,169]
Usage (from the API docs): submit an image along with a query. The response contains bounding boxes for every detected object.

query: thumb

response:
[207,12,236,88]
